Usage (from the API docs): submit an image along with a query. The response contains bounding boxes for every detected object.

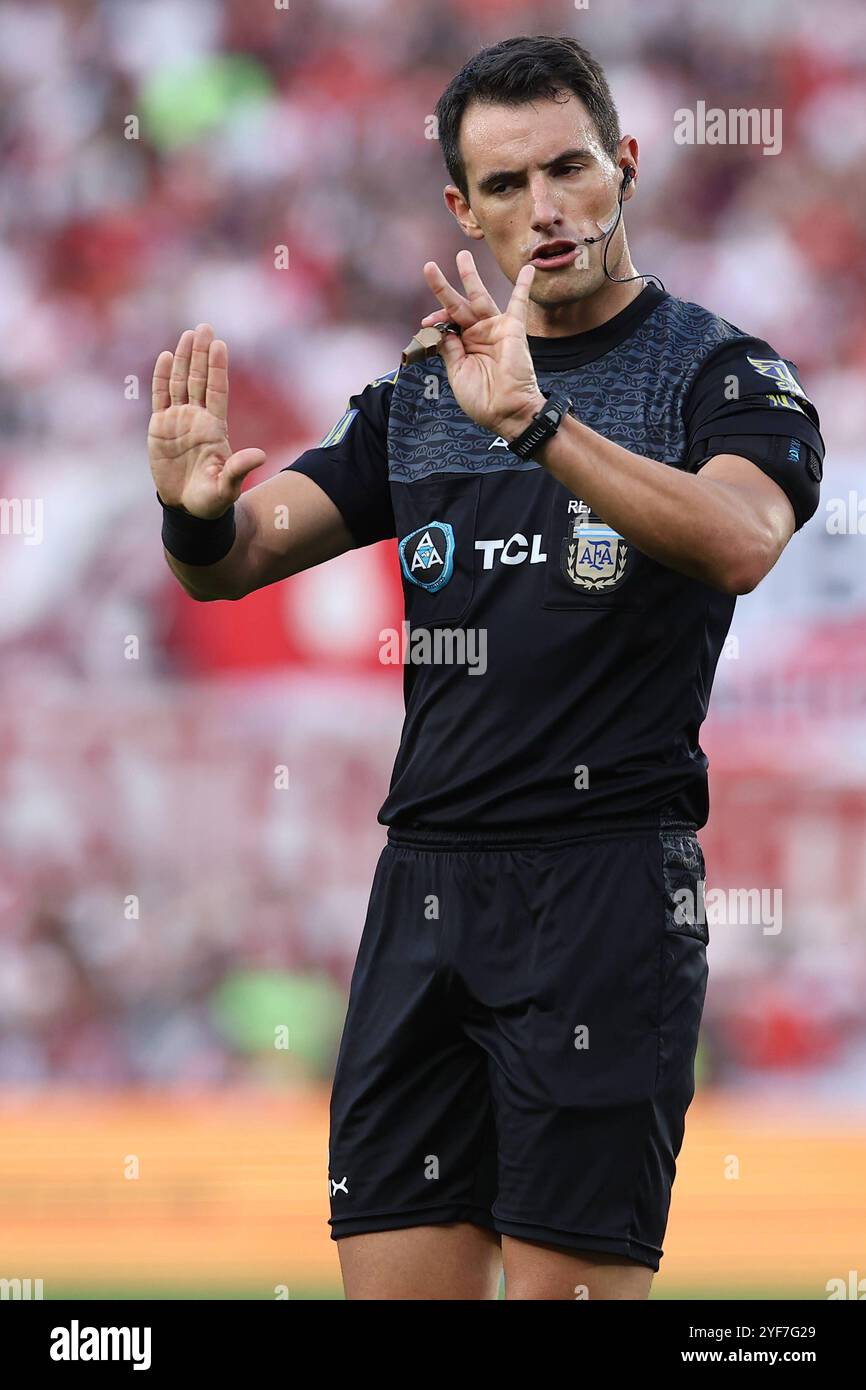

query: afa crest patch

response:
[561,512,629,592]
[399,521,455,592]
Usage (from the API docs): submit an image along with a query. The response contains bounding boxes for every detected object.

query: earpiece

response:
[603,162,664,290]
[586,160,665,291]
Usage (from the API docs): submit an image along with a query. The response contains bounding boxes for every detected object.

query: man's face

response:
[451,94,631,307]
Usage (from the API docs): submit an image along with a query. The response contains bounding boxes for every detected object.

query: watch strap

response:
[508,390,572,459]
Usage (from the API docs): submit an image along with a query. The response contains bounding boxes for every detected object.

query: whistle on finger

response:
[401,322,462,367]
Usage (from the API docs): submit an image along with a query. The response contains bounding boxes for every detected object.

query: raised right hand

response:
[148,322,266,518]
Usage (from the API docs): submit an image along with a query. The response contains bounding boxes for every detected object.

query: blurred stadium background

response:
[1,0,865,1299]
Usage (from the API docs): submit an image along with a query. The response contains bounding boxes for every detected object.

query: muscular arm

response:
[422,254,819,598]
[165,468,355,601]
[530,419,796,595]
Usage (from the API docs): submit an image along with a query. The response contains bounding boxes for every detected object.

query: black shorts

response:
[327,821,709,1272]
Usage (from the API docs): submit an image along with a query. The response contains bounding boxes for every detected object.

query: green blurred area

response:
[140,55,272,149]
[209,968,346,1080]
[45,1283,823,1301]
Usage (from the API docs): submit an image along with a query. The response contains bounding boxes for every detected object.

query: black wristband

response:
[157,490,237,565]
[507,389,573,460]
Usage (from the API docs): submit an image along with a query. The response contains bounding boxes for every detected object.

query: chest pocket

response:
[541,487,650,612]
[392,475,481,627]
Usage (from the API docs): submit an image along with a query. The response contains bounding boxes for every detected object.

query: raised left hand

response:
[420,250,547,441]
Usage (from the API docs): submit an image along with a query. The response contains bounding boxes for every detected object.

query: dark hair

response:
[435,35,621,200]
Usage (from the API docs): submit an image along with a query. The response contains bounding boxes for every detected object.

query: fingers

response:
[223,448,267,491]
[156,327,230,422]
[420,308,453,328]
[454,249,499,317]
[421,251,506,330]
[163,323,215,409]
[151,350,173,412]
[437,329,466,369]
[423,261,476,328]
[505,264,536,326]
[169,328,194,405]
[188,323,214,407]
[206,338,229,422]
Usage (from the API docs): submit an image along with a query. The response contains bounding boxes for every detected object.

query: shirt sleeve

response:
[682,337,824,530]
[281,369,398,547]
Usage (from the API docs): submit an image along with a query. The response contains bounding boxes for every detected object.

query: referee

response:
[149,36,824,1300]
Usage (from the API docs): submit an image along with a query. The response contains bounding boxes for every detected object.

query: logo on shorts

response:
[561,504,629,591]
[399,521,455,592]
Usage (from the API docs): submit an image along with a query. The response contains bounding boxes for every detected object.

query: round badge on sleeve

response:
[399,521,455,592]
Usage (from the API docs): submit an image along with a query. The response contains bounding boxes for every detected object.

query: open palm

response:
[148,323,265,518]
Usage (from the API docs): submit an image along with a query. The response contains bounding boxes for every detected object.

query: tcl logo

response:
[475,534,547,569]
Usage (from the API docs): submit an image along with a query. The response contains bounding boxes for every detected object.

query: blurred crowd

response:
[1,0,866,1089]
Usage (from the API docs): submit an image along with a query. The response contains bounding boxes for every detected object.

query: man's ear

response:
[616,135,639,202]
[443,184,485,241]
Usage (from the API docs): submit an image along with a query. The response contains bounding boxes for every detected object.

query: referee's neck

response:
[525,277,645,338]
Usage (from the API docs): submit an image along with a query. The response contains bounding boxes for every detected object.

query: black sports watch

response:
[506,390,573,460]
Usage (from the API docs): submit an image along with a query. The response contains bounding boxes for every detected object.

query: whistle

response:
[401,322,462,367]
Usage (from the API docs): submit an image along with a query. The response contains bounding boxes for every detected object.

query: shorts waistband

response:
[386,814,698,851]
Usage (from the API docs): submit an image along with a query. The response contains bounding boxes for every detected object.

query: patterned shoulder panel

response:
[571,295,749,465]
[386,358,540,484]
[386,297,751,481]
[637,294,748,390]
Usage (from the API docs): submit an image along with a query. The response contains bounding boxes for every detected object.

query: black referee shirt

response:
[284,285,824,835]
